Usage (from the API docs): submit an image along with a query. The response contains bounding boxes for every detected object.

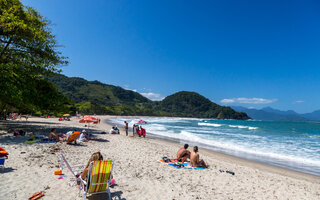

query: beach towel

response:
[24,137,57,144]
[159,158,205,170]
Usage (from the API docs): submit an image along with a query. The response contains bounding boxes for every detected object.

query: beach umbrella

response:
[137,120,147,124]
[63,114,70,117]
[79,116,98,124]
[79,116,98,128]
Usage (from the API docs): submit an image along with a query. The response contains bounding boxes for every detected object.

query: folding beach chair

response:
[60,152,85,185]
[79,160,113,200]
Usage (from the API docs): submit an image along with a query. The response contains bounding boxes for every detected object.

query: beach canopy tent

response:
[137,120,147,124]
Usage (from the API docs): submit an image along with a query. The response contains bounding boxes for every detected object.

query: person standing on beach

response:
[190,146,209,168]
[124,121,128,136]
[177,144,191,162]
[133,124,137,136]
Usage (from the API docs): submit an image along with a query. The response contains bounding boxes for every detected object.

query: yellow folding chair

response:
[79,160,113,200]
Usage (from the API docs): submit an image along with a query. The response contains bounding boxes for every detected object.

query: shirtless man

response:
[124,121,128,136]
[190,146,209,168]
[48,128,63,141]
[177,144,191,162]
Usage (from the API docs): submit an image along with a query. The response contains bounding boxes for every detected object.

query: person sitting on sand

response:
[81,152,104,181]
[109,127,117,134]
[113,126,120,134]
[48,128,64,141]
[190,146,209,168]
[177,144,191,162]
[139,126,146,138]
[79,130,89,142]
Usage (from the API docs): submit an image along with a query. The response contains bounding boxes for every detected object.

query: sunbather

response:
[177,144,191,162]
[81,152,104,181]
[48,128,64,141]
[190,146,209,168]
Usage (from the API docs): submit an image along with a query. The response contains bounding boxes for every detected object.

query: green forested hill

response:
[159,91,250,119]
[47,75,150,106]
[47,75,250,120]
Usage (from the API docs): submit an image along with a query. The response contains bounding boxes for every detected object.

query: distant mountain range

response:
[232,106,320,121]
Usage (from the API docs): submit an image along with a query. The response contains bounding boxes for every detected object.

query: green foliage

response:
[0,0,68,119]
[47,74,150,106]
[158,91,250,119]
[76,102,106,115]
[48,75,250,120]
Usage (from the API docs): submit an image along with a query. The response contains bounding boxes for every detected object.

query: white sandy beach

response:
[0,116,319,200]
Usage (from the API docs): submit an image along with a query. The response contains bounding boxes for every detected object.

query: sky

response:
[22,0,320,113]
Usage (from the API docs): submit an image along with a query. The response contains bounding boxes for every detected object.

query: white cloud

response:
[220,99,235,103]
[140,92,165,101]
[220,97,277,104]
[293,100,304,104]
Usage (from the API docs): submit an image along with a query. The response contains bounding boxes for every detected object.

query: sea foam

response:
[109,117,320,176]
[198,122,222,127]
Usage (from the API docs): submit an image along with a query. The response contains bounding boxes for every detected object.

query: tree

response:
[0,0,68,119]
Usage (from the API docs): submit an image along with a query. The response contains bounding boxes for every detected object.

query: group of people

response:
[123,121,146,137]
[132,124,146,137]
[177,144,209,168]
[8,113,28,120]
[48,128,89,144]
[109,126,120,134]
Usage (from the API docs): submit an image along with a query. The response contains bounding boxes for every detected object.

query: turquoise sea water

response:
[110,118,320,176]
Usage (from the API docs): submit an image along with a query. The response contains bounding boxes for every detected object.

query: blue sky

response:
[23,0,320,113]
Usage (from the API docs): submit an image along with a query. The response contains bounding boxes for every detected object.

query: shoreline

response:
[1,116,319,200]
[106,116,320,183]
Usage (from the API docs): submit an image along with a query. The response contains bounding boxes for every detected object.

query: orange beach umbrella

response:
[79,116,98,123]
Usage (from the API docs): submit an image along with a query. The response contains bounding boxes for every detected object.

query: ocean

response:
[109,117,320,176]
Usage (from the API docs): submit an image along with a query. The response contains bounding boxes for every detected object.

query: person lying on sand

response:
[190,146,209,168]
[177,144,191,162]
[48,128,64,141]
[81,152,104,181]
